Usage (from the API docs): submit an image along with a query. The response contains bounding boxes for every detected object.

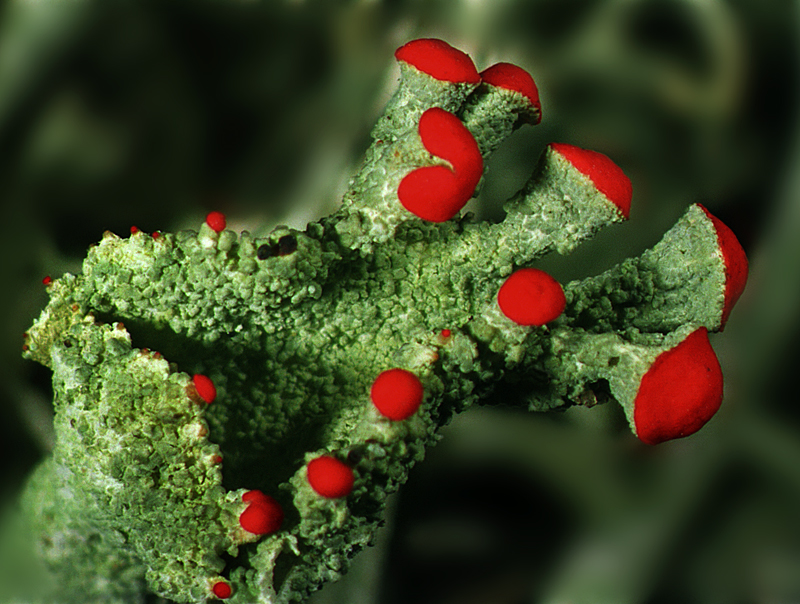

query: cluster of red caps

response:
[391,38,749,448]
[204,341,425,598]
[395,39,536,223]
[181,40,746,596]
[391,39,637,330]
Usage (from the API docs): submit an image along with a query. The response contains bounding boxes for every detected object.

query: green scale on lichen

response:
[17,38,747,604]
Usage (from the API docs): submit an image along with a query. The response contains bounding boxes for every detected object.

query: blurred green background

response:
[1,0,799,602]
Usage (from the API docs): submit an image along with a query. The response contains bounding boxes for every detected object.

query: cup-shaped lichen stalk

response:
[462,62,542,158]
[697,204,749,329]
[488,142,632,267]
[553,203,749,444]
[630,208,747,443]
[372,38,481,144]
[480,63,541,123]
[548,142,632,220]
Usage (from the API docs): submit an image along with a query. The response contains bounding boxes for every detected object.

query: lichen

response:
[14,38,747,604]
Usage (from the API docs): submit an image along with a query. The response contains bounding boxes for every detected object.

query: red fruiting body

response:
[192,374,217,404]
[697,205,749,329]
[633,327,723,445]
[206,211,227,233]
[239,490,284,535]
[441,329,452,338]
[307,456,354,499]
[480,62,541,122]
[212,581,232,599]
[370,368,424,421]
[418,107,482,174]
[549,143,632,219]
[42,276,52,286]
[398,107,483,222]
[394,38,480,84]
[130,226,140,235]
[497,268,566,326]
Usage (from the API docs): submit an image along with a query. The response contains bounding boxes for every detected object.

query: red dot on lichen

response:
[42,276,52,286]
[549,143,632,219]
[212,581,232,599]
[441,329,452,338]
[370,368,424,421]
[239,490,284,535]
[697,205,749,329]
[395,38,480,84]
[633,327,723,445]
[480,62,541,121]
[130,226,140,235]
[206,211,227,233]
[497,268,566,326]
[398,108,483,222]
[307,455,354,499]
[192,374,216,404]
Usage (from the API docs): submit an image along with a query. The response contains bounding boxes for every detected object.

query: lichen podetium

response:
[14,39,748,604]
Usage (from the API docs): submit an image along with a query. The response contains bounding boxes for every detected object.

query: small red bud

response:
[370,368,424,421]
[212,581,232,599]
[239,490,284,535]
[192,374,217,403]
[206,211,227,233]
[307,456,354,499]
[498,268,566,326]
[42,276,52,286]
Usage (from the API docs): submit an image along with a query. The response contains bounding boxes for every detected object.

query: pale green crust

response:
[564,204,728,335]
[14,44,736,604]
[462,83,540,156]
[371,63,479,145]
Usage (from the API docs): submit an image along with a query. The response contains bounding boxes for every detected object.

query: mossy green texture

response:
[16,41,742,604]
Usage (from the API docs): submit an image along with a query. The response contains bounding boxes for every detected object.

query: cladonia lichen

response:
[11,38,747,604]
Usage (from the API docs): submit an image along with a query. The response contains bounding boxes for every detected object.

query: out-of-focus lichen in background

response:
[1,0,799,602]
